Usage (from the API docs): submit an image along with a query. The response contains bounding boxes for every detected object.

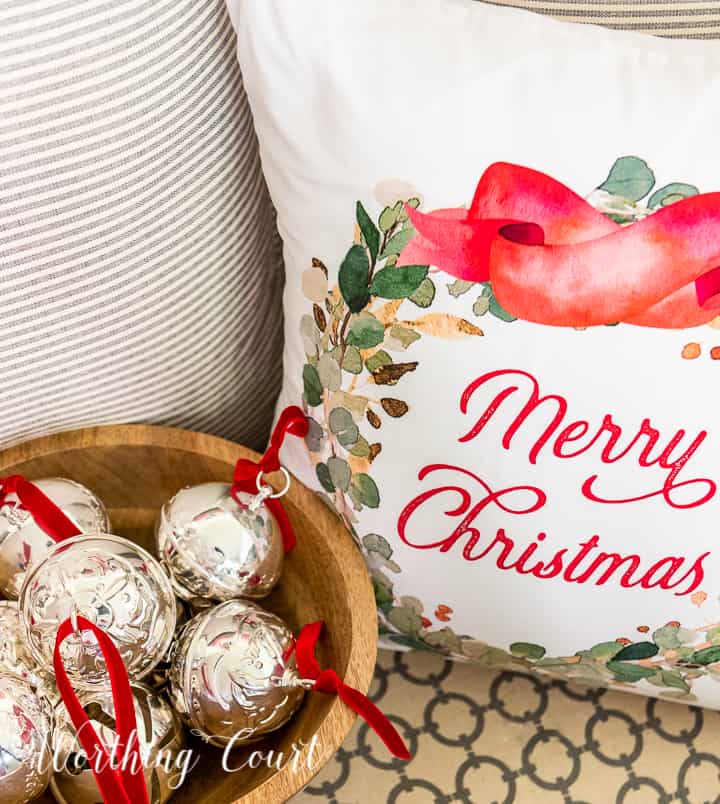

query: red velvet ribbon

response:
[232,405,308,553]
[295,621,411,760]
[54,616,149,804]
[399,162,720,328]
[0,474,81,543]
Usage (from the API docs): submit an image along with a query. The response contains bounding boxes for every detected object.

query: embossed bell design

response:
[0,673,53,803]
[20,533,177,689]
[167,599,306,747]
[0,475,109,599]
[168,599,411,758]
[156,406,308,604]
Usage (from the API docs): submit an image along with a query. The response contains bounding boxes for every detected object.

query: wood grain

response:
[0,424,377,804]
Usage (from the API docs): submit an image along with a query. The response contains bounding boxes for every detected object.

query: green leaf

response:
[316,463,334,493]
[472,296,490,317]
[356,201,380,263]
[305,417,324,452]
[365,350,393,373]
[338,245,371,313]
[387,606,422,635]
[606,661,657,683]
[339,345,362,374]
[448,279,474,298]
[599,156,655,202]
[363,533,393,558]
[317,353,341,391]
[300,314,320,355]
[590,641,623,660]
[347,312,385,348]
[302,364,323,407]
[328,456,351,492]
[352,473,380,508]
[329,406,354,434]
[379,202,402,233]
[379,227,416,260]
[612,641,659,662]
[409,277,435,308]
[651,670,690,693]
[424,628,463,655]
[509,642,546,660]
[372,571,395,609]
[372,568,394,591]
[371,265,428,299]
[349,435,370,456]
[653,625,682,650]
[330,391,368,422]
[461,642,515,667]
[647,182,699,209]
[688,646,720,666]
[385,323,421,351]
[329,407,359,448]
[400,596,424,614]
[488,295,517,322]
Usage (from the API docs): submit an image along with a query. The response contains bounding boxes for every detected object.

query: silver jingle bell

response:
[168,599,306,748]
[0,477,110,599]
[51,683,187,804]
[0,673,53,803]
[0,601,58,705]
[20,533,177,690]
[156,482,284,603]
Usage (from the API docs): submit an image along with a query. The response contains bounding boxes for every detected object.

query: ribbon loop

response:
[400,161,720,329]
[232,406,308,553]
[54,617,150,804]
[0,474,81,543]
[295,621,411,761]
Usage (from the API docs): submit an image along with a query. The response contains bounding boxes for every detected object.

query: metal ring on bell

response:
[255,466,291,500]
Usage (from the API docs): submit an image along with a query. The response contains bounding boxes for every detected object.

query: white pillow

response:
[229,0,720,706]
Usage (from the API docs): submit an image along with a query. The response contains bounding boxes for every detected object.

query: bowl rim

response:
[0,423,379,804]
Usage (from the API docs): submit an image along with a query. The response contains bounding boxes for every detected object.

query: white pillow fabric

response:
[229,0,720,707]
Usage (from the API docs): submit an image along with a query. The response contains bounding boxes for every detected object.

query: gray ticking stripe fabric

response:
[0,0,284,451]
[483,0,720,37]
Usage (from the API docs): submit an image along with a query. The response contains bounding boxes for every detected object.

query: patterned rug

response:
[294,650,720,803]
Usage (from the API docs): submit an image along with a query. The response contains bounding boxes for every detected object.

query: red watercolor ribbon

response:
[54,616,149,804]
[0,475,81,543]
[399,162,720,328]
[232,405,308,553]
[295,621,411,760]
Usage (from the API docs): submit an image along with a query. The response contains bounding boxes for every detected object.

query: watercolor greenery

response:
[298,158,715,698]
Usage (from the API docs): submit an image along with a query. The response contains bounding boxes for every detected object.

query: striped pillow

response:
[0,0,283,450]
[483,0,720,38]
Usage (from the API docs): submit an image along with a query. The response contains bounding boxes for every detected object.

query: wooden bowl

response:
[0,425,377,804]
